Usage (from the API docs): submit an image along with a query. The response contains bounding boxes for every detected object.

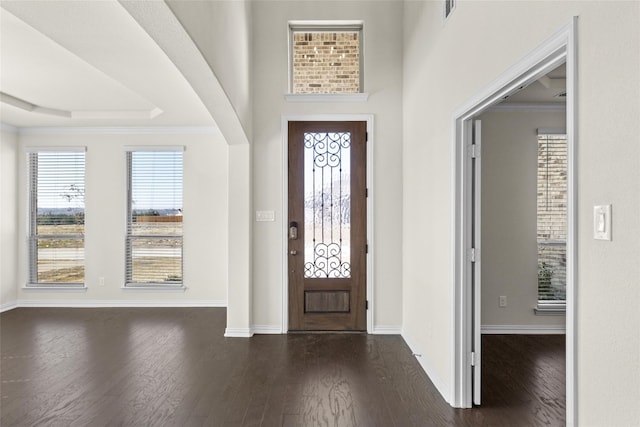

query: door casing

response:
[451,17,578,426]
[282,114,374,334]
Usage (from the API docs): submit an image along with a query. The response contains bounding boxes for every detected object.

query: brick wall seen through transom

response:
[292,32,360,94]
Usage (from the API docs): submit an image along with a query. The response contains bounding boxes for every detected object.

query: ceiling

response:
[502,64,567,105]
[1,1,564,129]
[0,0,214,128]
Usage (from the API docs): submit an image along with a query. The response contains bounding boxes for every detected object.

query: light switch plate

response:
[593,205,611,240]
[255,210,275,222]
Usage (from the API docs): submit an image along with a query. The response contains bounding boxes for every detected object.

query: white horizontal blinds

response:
[28,151,85,285]
[537,134,567,302]
[126,150,183,285]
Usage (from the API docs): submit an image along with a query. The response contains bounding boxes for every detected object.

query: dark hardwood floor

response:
[0,308,565,426]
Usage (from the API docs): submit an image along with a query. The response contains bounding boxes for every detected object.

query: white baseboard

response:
[372,325,402,335]
[481,324,566,334]
[401,330,450,404]
[251,325,283,334]
[224,327,253,338]
[0,302,18,313]
[246,325,402,335]
[14,299,227,308]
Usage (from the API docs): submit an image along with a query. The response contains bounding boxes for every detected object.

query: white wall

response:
[251,1,404,331]
[479,110,566,329]
[1,128,19,310]
[403,1,640,424]
[167,0,252,140]
[14,130,229,306]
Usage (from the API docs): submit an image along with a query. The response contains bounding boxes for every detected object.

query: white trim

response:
[252,325,283,334]
[121,285,187,292]
[288,20,364,31]
[0,91,162,120]
[288,21,365,95]
[451,18,577,423]
[472,119,482,405]
[224,327,253,338]
[481,325,566,334]
[0,302,18,313]
[565,20,579,426]
[372,325,402,335]
[17,127,218,135]
[24,146,86,153]
[402,330,450,403]
[124,145,185,152]
[285,93,369,103]
[14,299,226,308]
[487,102,566,113]
[22,285,88,292]
[281,114,375,334]
[0,123,18,133]
[534,301,567,315]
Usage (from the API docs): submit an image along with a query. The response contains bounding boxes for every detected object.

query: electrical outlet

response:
[99,277,105,286]
[499,296,507,308]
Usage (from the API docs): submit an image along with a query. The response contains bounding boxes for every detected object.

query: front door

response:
[288,121,367,331]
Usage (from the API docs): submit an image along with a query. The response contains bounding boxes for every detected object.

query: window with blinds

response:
[125,149,183,286]
[28,149,86,286]
[536,134,567,305]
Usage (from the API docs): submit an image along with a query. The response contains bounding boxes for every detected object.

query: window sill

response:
[122,284,187,292]
[534,304,566,316]
[285,93,369,103]
[23,285,87,292]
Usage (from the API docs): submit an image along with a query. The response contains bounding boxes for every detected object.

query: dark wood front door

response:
[288,121,367,331]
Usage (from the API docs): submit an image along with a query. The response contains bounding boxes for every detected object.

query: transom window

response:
[289,22,363,94]
[28,149,86,286]
[536,133,567,308]
[125,149,183,286]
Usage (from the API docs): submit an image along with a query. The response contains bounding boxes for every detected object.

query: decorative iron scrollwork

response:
[303,132,351,279]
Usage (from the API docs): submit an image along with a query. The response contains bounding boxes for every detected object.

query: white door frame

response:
[450,18,578,426]
[281,114,375,334]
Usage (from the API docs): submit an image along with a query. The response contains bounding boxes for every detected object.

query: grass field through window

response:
[36,222,182,284]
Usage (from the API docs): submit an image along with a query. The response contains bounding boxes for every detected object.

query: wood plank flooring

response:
[0,308,564,426]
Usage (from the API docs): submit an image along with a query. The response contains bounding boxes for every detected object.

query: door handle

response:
[290,250,298,255]
[289,221,298,240]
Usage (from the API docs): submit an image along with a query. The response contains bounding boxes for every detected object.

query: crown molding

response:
[1,92,162,120]
[0,123,19,133]
[16,126,219,135]
[285,93,369,103]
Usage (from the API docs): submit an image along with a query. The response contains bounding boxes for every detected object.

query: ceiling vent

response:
[444,0,456,20]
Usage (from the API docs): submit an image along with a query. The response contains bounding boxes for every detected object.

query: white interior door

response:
[472,119,482,406]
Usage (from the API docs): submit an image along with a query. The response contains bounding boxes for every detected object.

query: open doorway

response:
[476,63,567,422]
[451,18,577,425]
